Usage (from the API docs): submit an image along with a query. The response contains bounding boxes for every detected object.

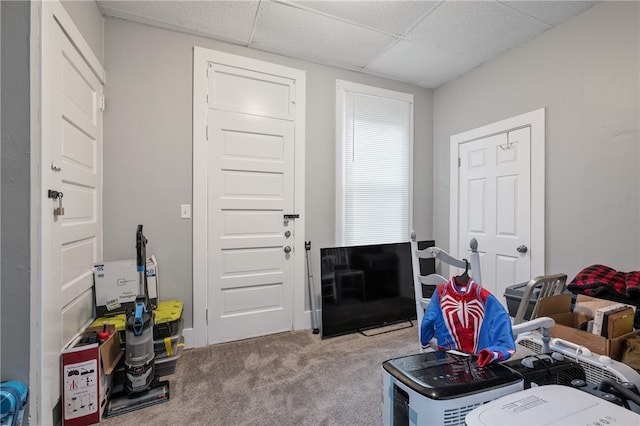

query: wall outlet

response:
[180,204,191,219]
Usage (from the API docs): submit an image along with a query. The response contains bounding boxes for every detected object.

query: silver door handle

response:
[284,246,292,253]
[516,245,528,253]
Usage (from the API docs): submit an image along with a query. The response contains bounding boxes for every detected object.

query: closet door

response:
[38,2,104,422]
[457,128,531,300]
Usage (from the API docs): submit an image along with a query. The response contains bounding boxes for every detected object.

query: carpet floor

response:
[99,324,418,426]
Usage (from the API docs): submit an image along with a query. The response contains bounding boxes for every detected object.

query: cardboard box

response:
[537,293,638,360]
[62,325,122,425]
[94,256,158,316]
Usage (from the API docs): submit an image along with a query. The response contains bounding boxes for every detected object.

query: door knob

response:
[284,246,292,253]
[516,245,528,253]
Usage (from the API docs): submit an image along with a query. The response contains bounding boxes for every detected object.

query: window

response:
[336,80,413,246]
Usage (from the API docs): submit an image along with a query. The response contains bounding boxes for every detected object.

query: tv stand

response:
[357,319,414,337]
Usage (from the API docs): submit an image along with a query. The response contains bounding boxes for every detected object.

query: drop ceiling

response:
[97,0,598,89]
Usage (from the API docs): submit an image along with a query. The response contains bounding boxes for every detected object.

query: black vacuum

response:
[124,225,156,392]
[105,225,169,417]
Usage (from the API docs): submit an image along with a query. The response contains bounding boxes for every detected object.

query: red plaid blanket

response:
[568,264,640,298]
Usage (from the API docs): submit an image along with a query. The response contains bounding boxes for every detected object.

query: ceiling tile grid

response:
[97,0,599,89]
[289,0,441,36]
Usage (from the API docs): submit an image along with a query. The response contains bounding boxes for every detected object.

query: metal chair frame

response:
[512,273,568,325]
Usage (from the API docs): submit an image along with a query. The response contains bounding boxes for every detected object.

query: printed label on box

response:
[63,359,98,420]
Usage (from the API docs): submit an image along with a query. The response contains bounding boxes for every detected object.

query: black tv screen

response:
[320,240,435,338]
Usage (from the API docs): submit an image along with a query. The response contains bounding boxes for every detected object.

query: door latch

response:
[283,213,299,226]
[48,190,64,216]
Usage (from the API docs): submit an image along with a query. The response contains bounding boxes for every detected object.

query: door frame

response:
[449,108,545,280]
[192,47,306,348]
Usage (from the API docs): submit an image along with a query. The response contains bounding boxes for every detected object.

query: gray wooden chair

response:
[512,273,568,325]
[409,231,481,329]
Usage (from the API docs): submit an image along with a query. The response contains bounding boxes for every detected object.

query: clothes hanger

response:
[454,259,470,288]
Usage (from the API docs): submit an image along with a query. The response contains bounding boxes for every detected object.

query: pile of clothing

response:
[568,264,640,299]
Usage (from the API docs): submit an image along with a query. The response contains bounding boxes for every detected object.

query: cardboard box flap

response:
[85,324,123,375]
[537,293,573,317]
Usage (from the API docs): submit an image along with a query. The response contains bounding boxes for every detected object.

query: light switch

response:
[180,204,191,219]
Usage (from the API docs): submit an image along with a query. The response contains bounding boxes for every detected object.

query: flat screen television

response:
[320,240,435,338]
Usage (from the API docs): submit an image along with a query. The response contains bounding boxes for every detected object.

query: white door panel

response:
[208,109,295,343]
[457,128,531,301]
[61,289,94,345]
[193,48,305,348]
[207,63,295,120]
[38,2,104,421]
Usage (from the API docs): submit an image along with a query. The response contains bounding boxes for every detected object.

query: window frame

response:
[335,80,414,246]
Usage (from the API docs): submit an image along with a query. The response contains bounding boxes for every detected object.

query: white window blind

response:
[336,81,413,246]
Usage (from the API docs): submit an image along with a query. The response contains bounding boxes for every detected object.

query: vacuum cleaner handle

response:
[136,225,146,270]
[135,224,150,305]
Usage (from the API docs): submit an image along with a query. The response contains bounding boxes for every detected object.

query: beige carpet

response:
[100,324,418,426]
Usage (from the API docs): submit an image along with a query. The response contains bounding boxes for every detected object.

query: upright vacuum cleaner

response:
[106,225,169,416]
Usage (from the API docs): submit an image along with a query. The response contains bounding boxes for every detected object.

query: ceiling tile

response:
[98,0,260,44]
[290,0,440,36]
[367,39,478,88]
[501,1,598,26]
[405,1,551,63]
[252,1,397,69]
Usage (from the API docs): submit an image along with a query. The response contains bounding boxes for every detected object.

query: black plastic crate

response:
[504,281,541,321]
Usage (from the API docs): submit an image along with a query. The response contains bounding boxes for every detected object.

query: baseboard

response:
[182,327,194,348]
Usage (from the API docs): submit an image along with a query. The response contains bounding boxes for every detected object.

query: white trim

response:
[192,47,306,347]
[449,108,545,279]
[192,46,208,348]
[292,73,307,331]
[29,2,43,421]
[335,80,414,245]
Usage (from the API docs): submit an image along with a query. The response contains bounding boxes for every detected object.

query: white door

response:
[458,128,531,299]
[38,2,104,423]
[192,49,306,346]
[450,109,545,305]
[207,110,295,343]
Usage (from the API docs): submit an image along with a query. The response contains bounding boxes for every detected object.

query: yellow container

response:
[91,299,184,344]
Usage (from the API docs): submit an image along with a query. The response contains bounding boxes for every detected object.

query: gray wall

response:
[103,18,434,329]
[1,0,31,385]
[433,1,640,280]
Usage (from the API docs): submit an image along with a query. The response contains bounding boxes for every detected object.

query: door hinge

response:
[98,95,105,112]
[206,125,209,141]
[206,308,209,324]
[458,158,461,167]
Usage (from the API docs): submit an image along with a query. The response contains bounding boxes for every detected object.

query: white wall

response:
[433,1,639,280]
[103,18,434,329]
